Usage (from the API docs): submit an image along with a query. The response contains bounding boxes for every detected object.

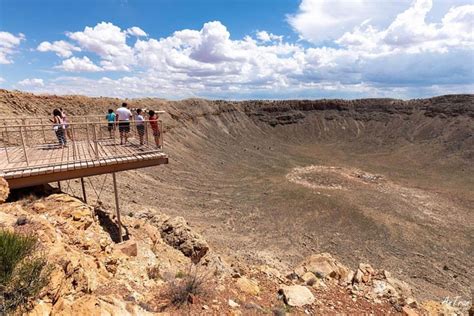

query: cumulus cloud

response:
[336,0,474,54]
[256,31,283,43]
[16,2,474,99]
[67,22,135,71]
[126,26,147,37]
[18,78,44,87]
[287,0,411,43]
[0,31,25,64]
[57,56,102,72]
[37,40,81,58]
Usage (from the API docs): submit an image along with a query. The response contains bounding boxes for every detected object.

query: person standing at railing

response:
[148,110,161,148]
[136,109,145,145]
[50,109,66,148]
[115,102,132,145]
[59,108,73,141]
[106,109,116,138]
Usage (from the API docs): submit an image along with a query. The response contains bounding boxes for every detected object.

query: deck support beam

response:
[112,172,123,243]
[80,177,87,204]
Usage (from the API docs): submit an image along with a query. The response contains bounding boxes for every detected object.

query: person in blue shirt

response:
[106,109,116,138]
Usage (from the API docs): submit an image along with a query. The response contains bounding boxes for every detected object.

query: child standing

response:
[148,110,161,148]
[106,109,116,138]
[136,109,145,145]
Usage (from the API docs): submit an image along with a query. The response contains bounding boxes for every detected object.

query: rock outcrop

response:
[136,212,209,263]
[0,177,9,203]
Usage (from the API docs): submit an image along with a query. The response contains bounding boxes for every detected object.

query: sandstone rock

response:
[28,300,52,316]
[236,276,260,296]
[279,285,315,307]
[0,177,9,203]
[159,216,209,263]
[228,299,240,308]
[385,276,413,299]
[295,253,353,284]
[402,306,419,316]
[301,271,317,284]
[115,240,138,257]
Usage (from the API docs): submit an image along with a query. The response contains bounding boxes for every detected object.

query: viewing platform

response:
[0,115,168,189]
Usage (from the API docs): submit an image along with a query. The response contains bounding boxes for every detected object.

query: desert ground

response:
[1,90,473,302]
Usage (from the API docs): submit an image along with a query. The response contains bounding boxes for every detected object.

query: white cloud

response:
[126,26,147,37]
[336,0,474,54]
[0,77,5,83]
[0,31,25,64]
[37,40,81,58]
[287,0,411,43]
[57,56,102,72]
[67,22,134,71]
[18,78,44,87]
[16,5,474,99]
[256,31,283,43]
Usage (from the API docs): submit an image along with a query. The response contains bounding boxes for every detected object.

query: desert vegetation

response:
[0,230,51,314]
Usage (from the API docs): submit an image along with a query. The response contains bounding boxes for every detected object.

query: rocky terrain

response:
[0,180,469,315]
[0,89,473,314]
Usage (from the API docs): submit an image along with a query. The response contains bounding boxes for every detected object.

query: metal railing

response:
[0,117,164,172]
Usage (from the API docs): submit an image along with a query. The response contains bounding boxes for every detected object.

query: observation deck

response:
[0,115,168,189]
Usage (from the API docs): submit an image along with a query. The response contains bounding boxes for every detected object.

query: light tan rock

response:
[402,306,419,316]
[295,253,353,284]
[236,276,260,296]
[301,271,317,284]
[115,240,138,257]
[279,285,315,307]
[228,299,240,308]
[0,177,9,203]
[28,300,52,316]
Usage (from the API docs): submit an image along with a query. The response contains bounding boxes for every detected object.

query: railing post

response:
[21,118,27,146]
[145,120,149,146]
[19,126,29,166]
[92,123,99,158]
[3,120,10,163]
[40,118,47,143]
[159,121,164,149]
[71,124,77,161]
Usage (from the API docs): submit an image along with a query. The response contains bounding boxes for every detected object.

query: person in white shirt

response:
[136,109,145,145]
[115,102,132,145]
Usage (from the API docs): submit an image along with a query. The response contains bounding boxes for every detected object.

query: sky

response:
[0,0,473,100]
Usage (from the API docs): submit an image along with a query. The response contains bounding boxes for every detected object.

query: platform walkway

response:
[0,116,168,189]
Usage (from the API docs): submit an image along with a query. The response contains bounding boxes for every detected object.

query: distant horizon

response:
[1,0,473,99]
[3,88,472,103]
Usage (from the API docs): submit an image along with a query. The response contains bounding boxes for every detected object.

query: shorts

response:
[152,129,160,137]
[137,125,145,136]
[118,121,130,133]
[108,122,115,131]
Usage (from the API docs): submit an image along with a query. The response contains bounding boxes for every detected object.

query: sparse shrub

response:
[0,230,51,315]
[147,264,161,280]
[165,267,211,308]
[175,270,186,279]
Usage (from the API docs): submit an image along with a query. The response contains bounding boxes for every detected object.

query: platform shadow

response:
[94,207,129,243]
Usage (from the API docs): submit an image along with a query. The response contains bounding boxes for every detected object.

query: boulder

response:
[236,277,260,296]
[354,263,376,284]
[279,285,315,307]
[158,216,209,263]
[115,240,138,257]
[0,177,9,203]
[294,253,353,284]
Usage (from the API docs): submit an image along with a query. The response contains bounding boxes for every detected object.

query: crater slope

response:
[1,90,472,301]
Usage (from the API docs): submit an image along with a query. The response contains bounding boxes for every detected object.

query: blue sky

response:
[0,0,473,99]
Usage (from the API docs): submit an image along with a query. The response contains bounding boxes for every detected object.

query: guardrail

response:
[0,118,164,171]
